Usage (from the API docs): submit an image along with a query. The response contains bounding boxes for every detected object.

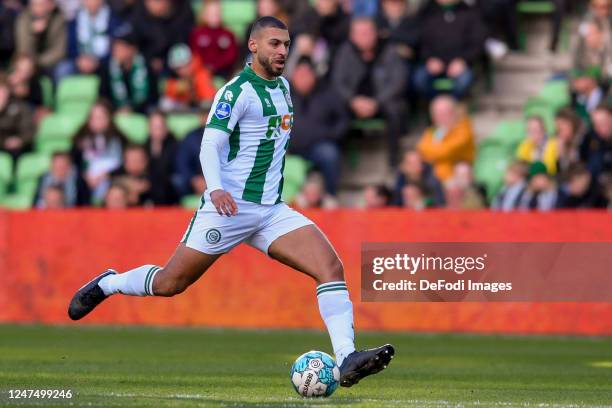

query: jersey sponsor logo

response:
[224,90,233,102]
[206,228,222,244]
[214,102,232,120]
[265,114,293,139]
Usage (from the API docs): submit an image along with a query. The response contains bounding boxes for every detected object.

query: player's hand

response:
[210,189,238,217]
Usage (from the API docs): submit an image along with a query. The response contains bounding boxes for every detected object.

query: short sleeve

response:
[205,84,248,134]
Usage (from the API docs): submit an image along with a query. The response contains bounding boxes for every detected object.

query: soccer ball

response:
[290,350,340,398]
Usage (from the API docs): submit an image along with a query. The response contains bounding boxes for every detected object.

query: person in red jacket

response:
[189,0,238,79]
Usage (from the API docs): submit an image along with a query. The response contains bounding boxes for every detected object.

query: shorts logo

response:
[214,102,231,120]
[206,228,222,244]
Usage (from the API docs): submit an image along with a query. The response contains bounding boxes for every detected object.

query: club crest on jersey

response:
[214,102,231,120]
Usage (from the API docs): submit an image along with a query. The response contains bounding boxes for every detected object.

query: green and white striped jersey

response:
[204,64,294,205]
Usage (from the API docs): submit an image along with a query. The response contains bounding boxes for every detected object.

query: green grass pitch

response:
[0,324,611,407]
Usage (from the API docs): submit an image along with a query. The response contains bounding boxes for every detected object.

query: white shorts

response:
[181,198,314,255]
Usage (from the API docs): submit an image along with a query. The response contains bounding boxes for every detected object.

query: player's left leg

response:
[248,205,394,387]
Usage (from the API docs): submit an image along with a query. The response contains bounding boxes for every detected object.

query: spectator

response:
[293,174,338,209]
[190,0,239,79]
[332,17,408,165]
[71,99,126,203]
[580,0,611,43]
[518,161,562,211]
[443,161,486,209]
[108,0,136,18]
[289,57,350,197]
[573,19,612,81]
[8,55,44,110]
[554,107,584,179]
[39,183,66,209]
[363,184,392,208]
[413,0,486,100]
[33,151,90,208]
[580,104,612,178]
[15,0,67,73]
[292,0,351,61]
[55,0,124,82]
[393,148,445,207]
[284,33,331,78]
[101,23,157,113]
[417,95,476,182]
[104,181,129,209]
[560,163,607,208]
[174,113,207,197]
[516,115,557,174]
[160,43,216,112]
[56,0,81,20]
[472,0,519,52]
[145,110,178,205]
[0,75,34,166]
[130,0,194,74]
[110,144,152,206]
[376,0,420,65]
[0,1,18,69]
[492,160,529,211]
[571,66,606,123]
[401,181,429,210]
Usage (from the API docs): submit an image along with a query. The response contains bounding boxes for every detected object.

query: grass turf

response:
[0,324,611,407]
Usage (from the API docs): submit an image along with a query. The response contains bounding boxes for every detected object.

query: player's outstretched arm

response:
[200,127,238,217]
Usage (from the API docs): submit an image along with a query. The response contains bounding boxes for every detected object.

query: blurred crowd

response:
[0,0,610,210]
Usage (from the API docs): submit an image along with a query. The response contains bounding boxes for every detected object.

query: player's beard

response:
[258,53,284,78]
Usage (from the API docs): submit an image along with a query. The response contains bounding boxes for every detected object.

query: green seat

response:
[56,75,100,112]
[221,0,256,39]
[524,100,556,135]
[36,138,73,154]
[351,118,386,132]
[1,192,34,210]
[114,113,149,144]
[517,1,555,13]
[432,78,455,91]
[0,152,13,183]
[181,194,202,209]
[39,75,54,108]
[35,113,86,153]
[537,80,570,111]
[167,114,201,140]
[474,146,514,202]
[16,153,51,182]
[281,155,310,203]
[481,120,526,153]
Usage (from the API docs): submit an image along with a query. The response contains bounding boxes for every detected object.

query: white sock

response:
[317,281,356,366]
[98,265,162,296]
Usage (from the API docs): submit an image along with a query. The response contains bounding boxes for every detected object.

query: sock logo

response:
[206,229,222,244]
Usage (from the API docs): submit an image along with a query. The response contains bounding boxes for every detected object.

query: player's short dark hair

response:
[249,16,288,38]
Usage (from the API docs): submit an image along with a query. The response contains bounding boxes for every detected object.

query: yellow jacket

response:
[417,117,476,181]
[516,138,558,174]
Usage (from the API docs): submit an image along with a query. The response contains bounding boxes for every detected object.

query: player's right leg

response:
[68,244,220,320]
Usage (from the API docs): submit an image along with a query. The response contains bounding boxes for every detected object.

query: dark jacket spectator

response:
[289,58,350,196]
[0,76,34,163]
[144,110,178,205]
[292,0,351,60]
[8,55,44,109]
[332,17,408,165]
[33,151,91,207]
[518,161,563,211]
[55,0,124,81]
[376,0,420,63]
[129,0,194,73]
[413,0,486,99]
[100,23,158,113]
[580,105,612,178]
[175,125,204,197]
[560,163,608,208]
[491,161,529,211]
[393,149,445,207]
[190,0,239,78]
[15,0,67,72]
[110,144,152,206]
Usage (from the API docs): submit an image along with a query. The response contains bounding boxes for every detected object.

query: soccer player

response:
[68,16,394,387]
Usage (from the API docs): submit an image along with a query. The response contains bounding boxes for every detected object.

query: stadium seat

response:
[35,113,86,153]
[474,146,513,202]
[480,120,526,154]
[181,194,202,209]
[351,118,386,132]
[221,0,256,39]
[167,114,201,140]
[114,113,149,144]
[56,75,100,112]
[0,152,13,199]
[1,192,34,210]
[16,153,51,183]
[39,76,54,108]
[537,80,570,111]
[281,155,310,203]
